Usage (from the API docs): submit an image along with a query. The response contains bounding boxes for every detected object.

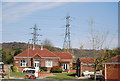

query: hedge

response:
[40,67,47,72]
[50,67,62,73]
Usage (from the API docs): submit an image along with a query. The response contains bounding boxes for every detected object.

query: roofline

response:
[15,56,59,59]
[61,59,72,61]
[103,62,120,64]
[81,64,94,65]
[103,55,120,63]
[54,52,65,53]
[15,56,32,58]
[43,48,56,55]
[41,57,59,59]
[32,53,41,58]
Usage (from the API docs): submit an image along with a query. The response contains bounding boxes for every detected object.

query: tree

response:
[2,49,7,64]
[105,48,120,59]
[42,39,53,46]
[79,45,87,58]
[0,50,2,61]
[14,49,23,56]
[88,19,109,81]
[2,49,15,64]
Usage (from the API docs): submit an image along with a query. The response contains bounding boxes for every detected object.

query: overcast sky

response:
[2,2,118,49]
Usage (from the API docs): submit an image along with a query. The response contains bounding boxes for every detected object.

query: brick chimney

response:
[30,44,33,49]
[33,44,35,50]
[40,43,43,50]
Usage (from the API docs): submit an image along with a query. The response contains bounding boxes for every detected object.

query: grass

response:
[46,72,77,79]
[10,72,26,78]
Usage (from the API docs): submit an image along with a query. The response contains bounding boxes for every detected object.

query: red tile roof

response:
[15,48,33,57]
[80,58,94,64]
[104,55,120,63]
[16,48,58,58]
[54,52,73,59]
[15,48,73,60]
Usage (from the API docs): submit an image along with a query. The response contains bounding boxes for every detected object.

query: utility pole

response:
[30,24,42,50]
[27,41,29,67]
[63,14,71,52]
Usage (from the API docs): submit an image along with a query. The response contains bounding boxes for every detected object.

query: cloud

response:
[2,0,119,2]
[2,2,65,23]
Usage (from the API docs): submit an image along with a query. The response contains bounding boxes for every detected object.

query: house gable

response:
[104,55,120,64]
[32,53,41,59]
[103,55,120,80]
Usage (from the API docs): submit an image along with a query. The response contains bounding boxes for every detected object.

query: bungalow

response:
[103,55,120,80]
[80,58,94,73]
[74,58,95,76]
[14,46,73,72]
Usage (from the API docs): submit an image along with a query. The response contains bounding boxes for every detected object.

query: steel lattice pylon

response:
[63,15,71,51]
[30,24,42,49]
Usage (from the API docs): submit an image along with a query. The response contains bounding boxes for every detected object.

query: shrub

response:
[39,67,47,72]
[11,66,18,72]
[72,64,76,70]
[50,67,62,73]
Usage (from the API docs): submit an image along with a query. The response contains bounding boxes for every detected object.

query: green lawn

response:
[46,73,77,79]
[10,72,26,78]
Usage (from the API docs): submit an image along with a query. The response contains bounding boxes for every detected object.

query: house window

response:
[20,60,27,67]
[45,60,52,67]
[34,60,40,67]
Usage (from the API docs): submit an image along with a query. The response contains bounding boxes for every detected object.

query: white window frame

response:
[34,60,40,67]
[62,63,69,70]
[45,60,53,67]
[20,60,27,67]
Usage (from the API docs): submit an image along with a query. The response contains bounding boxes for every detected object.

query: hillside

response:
[1,42,118,64]
[1,42,95,58]
[1,42,62,52]
[1,42,27,50]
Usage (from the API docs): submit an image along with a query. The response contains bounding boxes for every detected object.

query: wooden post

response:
[76,58,81,77]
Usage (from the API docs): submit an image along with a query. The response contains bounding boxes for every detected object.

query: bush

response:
[50,67,62,73]
[11,66,18,72]
[40,67,47,72]
[72,64,76,70]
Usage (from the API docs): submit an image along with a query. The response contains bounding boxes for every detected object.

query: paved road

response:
[2,79,93,81]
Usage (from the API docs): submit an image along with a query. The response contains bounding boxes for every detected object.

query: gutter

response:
[41,57,59,59]
[15,56,32,58]
[103,62,120,64]
[15,56,59,59]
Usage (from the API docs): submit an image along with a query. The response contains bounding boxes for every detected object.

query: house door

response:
[34,60,40,70]
[62,63,69,70]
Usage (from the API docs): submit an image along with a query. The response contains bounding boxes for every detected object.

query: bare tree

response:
[42,39,53,46]
[79,44,86,58]
[88,18,108,81]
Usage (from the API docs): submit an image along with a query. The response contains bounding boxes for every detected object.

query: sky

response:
[1,2,118,49]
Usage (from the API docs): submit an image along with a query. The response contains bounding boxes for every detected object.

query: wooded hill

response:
[0,42,119,64]
[1,42,96,57]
